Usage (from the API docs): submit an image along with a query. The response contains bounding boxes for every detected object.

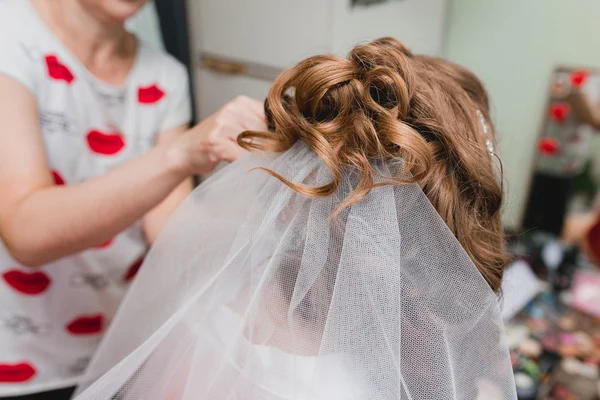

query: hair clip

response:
[476,109,494,156]
[476,109,503,185]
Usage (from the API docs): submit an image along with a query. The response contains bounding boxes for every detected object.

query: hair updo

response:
[238,37,507,292]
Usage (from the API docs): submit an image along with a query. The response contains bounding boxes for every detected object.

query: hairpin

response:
[476,109,494,156]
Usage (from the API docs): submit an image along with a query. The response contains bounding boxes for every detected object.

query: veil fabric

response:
[76,143,517,400]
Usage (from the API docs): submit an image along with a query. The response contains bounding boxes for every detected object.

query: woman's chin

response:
[79,0,148,24]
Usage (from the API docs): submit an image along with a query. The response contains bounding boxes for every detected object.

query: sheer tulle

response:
[76,143,517,399]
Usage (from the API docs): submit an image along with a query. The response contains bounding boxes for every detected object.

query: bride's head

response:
[239,37,506,292]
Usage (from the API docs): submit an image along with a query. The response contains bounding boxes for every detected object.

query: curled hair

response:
[239,38,507,292]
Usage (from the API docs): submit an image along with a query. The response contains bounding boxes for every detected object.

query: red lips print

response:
[123,257,144,283]
[138,84,165,104]
[0,362,36,383]
[2,270,51,295]
[86,130,126,155]
[45,55,75,84]
[570,70,589,89]
[96,239,113,249]
[66,314,104,335]
[549,103,570,124]
[52,170,65,186]
[538,137,560,156]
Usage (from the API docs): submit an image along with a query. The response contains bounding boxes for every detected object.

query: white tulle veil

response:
[74,141,516,399]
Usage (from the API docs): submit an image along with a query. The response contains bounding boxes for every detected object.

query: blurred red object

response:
[538,137,561,156]
[549,103,570,124]
[570,70,589,89]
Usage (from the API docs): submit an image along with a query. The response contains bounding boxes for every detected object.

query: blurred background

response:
[128,1,600,398]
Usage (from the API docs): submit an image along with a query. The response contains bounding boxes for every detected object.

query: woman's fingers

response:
[215,140,245,162]
[189,96,268,168]
[241,115,268,132]
[233,95,265,119]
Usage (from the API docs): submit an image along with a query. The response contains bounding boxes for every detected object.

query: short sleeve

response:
[158,63,192,132]
[0,32,37,94]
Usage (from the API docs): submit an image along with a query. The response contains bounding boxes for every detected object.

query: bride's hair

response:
[238,37,507,292]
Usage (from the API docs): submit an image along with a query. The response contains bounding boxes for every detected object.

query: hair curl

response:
[238,37,507,292]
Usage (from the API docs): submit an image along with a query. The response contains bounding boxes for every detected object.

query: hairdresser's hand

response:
[167,96,267,175]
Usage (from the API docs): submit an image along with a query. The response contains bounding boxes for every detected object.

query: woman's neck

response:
[30,0,136,69]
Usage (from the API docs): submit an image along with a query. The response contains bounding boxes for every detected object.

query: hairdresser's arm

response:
[142,124,194,245]
[568,91,600,131]
[0,76,265,267]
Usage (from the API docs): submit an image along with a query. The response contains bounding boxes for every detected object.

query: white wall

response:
[444,0,600,228]
[331,0,448,56]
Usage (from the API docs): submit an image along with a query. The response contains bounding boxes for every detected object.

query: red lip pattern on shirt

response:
[66,314,104,335]
[138,84,165,104]
[0,362,37,383]
[45,55,75,84]
[52,170,65,186]
[123,257,144,283]
[86,130,126,155]
[570,70,589,89]
[538,137,560,156]
[96,239,113,249]
[548,103,570,124]
[2,270,52,295]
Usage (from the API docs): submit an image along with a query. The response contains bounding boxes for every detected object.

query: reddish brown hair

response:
[239,38,507,292]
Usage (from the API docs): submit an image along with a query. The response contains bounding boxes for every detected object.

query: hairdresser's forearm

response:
[2,145,188,267]
[569,92,600,131]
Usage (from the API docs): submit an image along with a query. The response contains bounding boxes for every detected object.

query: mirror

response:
[523,67,600,236]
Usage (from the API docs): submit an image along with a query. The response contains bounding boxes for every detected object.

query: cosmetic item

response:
[558,315,577,331]
[518,338,543,359]
[552,385,576,400]
[541,335,559,352]
[539,351,561,375]
[514,372,536,400]
[559,344,579,358]
[570,270,600,318]
[562,358,599,380]
[522,360,541,379]
[574,331,594,354]
[560,333,577,346]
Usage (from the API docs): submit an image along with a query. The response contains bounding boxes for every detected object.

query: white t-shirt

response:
[0,0,191,396]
